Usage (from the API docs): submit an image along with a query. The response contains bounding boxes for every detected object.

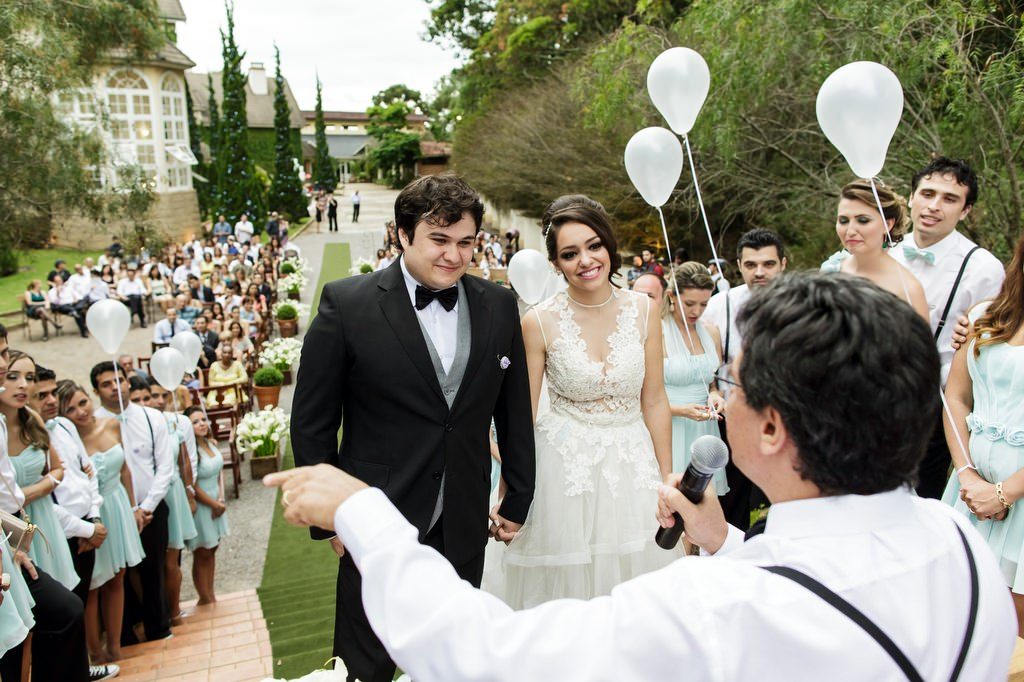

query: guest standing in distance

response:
[822,180,929,319]
[267,272,1018,682]
[291,174,535,682]
[58,381,145,664]
[492,195,680,609]
[185,407,228,605]
[890,157,1005,499]
[351,190,361,222]
[328,193,339,232]
[662,263,728,493]
[234,214,254,245]
[942,231,1024,635]
[92,361,175,644]
[702,228,787,529]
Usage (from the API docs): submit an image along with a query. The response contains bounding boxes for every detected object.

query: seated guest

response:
[187,274,215,305]
[173,293,201,324]
[185,407,228,605]
[152,308,192,346]
[268,272,1017,681]
[115,266,147,328]
[193,316,220,369]
[147,266,173,313]
[226,321,253,361]
[118,354,149,383]
[67,264,93,305]
[239,297,261,338]
[48,258,72,284]
[207,344,248,407]
[47,277,89,337]
[24,279,61,341]
[88,267,111,305]
[209,301,226,334]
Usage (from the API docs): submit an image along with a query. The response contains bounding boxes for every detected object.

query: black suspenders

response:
[934,247,980,341]
[760,523,979,681]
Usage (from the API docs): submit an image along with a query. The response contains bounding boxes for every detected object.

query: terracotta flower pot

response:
[277,318,298,338]
[253,384,281,409]
[281,369,293,385]
[250,453,280,479]
[287,290,300,301]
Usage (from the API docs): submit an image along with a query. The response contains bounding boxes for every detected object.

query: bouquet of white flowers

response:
[235,406,289,458]
[272,299,310,319]
[349,257,375,276]
[280,255,311,275]
[259,337,303,371]
[277,271,309,295]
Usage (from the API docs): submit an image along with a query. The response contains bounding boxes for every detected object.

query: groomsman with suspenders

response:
[891,157,1005,499]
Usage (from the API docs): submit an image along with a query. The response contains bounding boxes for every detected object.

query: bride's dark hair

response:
[542,195,622,284]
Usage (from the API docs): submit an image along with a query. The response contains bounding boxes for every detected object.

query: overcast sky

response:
[176,0,462,112]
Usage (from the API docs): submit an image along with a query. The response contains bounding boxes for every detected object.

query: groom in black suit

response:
[291,174,536,682]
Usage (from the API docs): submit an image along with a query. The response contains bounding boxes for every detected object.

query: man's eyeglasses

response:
[715,374,742,391]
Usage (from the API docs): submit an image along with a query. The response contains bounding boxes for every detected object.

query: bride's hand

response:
[707,394,726,419]
[677,404,711,422]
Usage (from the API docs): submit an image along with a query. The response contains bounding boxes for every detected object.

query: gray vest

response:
[414,281,472,528]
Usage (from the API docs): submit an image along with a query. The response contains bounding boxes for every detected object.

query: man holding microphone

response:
[266,272,1016,681]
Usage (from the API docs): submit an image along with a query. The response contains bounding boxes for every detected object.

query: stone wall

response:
[480,196,543,251]
[54,189,201,249]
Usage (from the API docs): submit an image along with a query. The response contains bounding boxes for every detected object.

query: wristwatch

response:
[88,517,102,525]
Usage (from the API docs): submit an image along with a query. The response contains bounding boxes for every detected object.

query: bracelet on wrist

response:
[996,482,1014,510]
[47,474,60,489]
[956,464,977,476]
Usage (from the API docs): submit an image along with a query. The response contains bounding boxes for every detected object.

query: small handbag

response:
[0,469,36,554]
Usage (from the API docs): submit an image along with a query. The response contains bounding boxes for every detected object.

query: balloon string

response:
[868,179,973,469]
[657,207,714,415]
[683,135,723,268]
[112,357,130,457]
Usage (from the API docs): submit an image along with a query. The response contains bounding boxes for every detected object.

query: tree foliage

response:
[185,78,213,220]
[433,0,1024,264]
[366,85,422,188]
[0,0,165,252]
[311,77,336,190]
[213,1,265,225]
[267,46,307,220]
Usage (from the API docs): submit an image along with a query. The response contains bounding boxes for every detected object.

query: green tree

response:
[205,72,222,216]
[214,1,265,225]
[185,78,212,220]
[311,77,336,190]
[0,0,165,262]
[267,46,307,221]
[366,85,422,188]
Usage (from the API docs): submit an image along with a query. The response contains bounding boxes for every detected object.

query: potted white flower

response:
[349,257,375,275]
[236,406,290,477]
[259,337,303,385]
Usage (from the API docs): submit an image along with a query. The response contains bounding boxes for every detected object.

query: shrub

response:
[253,366,284,386]
[275,303,297,320]
[280,261,296,274]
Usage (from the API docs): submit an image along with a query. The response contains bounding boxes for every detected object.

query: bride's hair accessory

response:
[543,222,553,237]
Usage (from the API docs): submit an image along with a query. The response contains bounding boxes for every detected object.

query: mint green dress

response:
[662,319,729,494]
[90,444,145,589]
[187,444,228,551]
[10,446,80,591]
[0,533,34,656]
[164,414,197,551]
[943,340,1024,591]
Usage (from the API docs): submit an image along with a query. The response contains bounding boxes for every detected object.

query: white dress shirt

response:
[702,284,751,393]
[88,276,110,302]
[48,417,103,539]
[47,285,78,306]
[891,230,1004,385]
[172,265,191,286]
[152,318,192,344]
[400,257,458,374]
[165,413,198,486]
[335,487,1015,681]
[95,403,174,512]
[0,416,25,514]
[67,273,92,300]
[116,276,146,298]
[235,220,254,243]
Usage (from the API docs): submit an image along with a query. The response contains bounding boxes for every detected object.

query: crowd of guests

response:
[0,214,296,680]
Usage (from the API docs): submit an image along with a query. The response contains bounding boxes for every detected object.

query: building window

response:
[160,73,190,190]
[105,69,157,176]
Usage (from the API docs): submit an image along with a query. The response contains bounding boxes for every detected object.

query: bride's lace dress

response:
[492,288,682,609]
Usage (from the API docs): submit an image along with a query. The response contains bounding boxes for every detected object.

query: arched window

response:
[105,69,155,170]
[160,73,190,189]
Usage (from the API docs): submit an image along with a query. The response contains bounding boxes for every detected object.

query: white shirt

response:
[235,220,254,243]
[152,317,192,344]
[88,277,110,302]
[335,487,1015,681]
[712,272,731,294]
[0,416,25,513]
[172,265,191,286]
[702,284,751,391]
[47,285,78,306]
[48,417,103,539]
[67,272,92,300]
[95,403,174,512]
[165,413,198,486]
[400,257,458,374]
[117,276,146,297]
[891,230,1004,385]
[489,241,503,261]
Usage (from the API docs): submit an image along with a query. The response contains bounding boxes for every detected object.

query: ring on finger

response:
[282,490,292,508]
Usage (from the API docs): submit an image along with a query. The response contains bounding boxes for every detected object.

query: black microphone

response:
[655,435,729,550]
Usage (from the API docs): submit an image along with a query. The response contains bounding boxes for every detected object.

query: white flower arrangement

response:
[350,257,375,275]
[235,406,289,458]
[277,271,309,294]
[272,299,310,319]
[281,255,311,275]
[259,337,303,371]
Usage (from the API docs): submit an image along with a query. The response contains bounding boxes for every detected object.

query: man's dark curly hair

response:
[736,272,939,495]
[393,173,484,249]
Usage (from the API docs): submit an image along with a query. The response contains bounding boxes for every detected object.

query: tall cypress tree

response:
[205,72,222,214]
[216,1,265,225]
[184,79,210,219]
[267,46,306,220]
[312,77,335,190]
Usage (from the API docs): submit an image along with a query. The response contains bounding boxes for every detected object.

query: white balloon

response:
[507,249,552,306]
[647,47,711,135]
[169,332,203,373]
[150,348,186,392]
[816,61,904,178]
[85,300,131,355]
[624,127,684,207]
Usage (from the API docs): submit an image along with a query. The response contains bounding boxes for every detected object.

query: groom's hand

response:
[329,537,346,558]
[488,504,522,544]
[264,464,368,531]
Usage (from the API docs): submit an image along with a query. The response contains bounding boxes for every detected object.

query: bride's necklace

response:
[567,289,615,308]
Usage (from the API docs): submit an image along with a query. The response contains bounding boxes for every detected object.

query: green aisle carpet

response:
[259,242,350,678]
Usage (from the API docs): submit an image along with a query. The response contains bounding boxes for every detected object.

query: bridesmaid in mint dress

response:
[0,533,34,657]
[0,353,79,593]
[662,263,728,494]
[185,407,228,605]
[56,381,144,663]
[943,234,1024,637]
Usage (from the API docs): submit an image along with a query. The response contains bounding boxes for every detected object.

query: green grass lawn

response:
[259,241,351,679]
[0,248,102,312]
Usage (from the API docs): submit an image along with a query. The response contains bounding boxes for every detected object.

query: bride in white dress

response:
[491,195,682,609]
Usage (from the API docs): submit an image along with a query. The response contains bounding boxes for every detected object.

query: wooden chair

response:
[19,297,63,341]
[152,341,168,353]
[137,355,152,376]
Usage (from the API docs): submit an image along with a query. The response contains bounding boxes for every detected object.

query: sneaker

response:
[89,664,120,680]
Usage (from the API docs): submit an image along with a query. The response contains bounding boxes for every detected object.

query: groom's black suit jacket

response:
[291,259,535,565]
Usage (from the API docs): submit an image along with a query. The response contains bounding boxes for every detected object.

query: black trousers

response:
[51,304,88,336]
[329,214,338,231]
[717,417,769,531]
[122,501,170,643]
[916,408,952,499]
[333,517,485,682]
[68,533,96,606]
[124,294,145,324]
[351,205,360,222]
[0,566,89,682]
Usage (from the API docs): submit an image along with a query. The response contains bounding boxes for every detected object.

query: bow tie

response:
[415,285,458,312]
[902,244,936,265]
